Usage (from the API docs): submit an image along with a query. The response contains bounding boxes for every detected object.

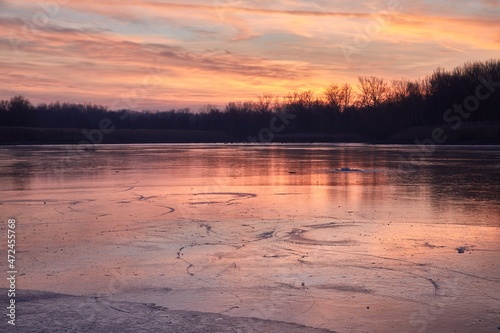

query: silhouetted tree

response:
[1,59,498,142]
[357,76,389,107]
[324,83,353,112]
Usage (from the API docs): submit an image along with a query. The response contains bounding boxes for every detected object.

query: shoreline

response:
[1,126,500,145]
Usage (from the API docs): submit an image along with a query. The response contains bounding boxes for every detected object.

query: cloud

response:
[144,1,373,18]
[384,14,500,50]
[0,13,321,108]
[0,0,499,108]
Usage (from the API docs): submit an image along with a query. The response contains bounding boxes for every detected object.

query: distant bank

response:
[1,124,499,145]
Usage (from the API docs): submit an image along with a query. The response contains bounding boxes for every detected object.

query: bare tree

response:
[357,76,388,107]
[256,93,278,113]
[298,90,315,110]
[388,79,409,104]
[283,91,315,111]
[324,83,352,111]
[199,104,220,113]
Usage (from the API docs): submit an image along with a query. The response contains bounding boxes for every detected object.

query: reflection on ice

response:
[0,144,499,332]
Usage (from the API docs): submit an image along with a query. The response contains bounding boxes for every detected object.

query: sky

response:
[1,0,499,110]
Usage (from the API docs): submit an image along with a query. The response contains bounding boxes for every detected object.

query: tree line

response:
[1,59,498,141]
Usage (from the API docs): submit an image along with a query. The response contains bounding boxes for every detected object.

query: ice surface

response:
[0,144,499,332]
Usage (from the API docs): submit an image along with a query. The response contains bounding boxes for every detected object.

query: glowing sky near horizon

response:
[1,0,499,110]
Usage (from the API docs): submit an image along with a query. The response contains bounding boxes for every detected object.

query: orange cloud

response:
[1,0,499,109]
[384,14,500,50]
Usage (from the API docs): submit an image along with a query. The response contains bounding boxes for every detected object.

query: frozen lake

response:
[1,144,500,332]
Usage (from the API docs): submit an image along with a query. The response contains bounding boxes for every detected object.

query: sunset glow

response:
[2,0,499,110]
